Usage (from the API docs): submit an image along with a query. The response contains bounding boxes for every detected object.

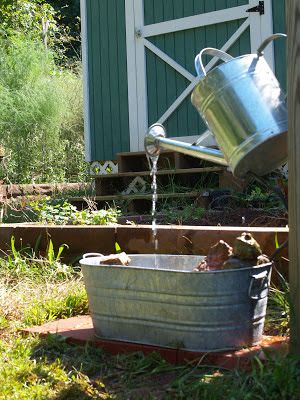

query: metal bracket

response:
[246,1,264,15]
[135,29,142,38]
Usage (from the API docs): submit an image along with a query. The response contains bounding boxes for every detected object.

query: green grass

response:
[0,246,299,399]
[0,333,299,399]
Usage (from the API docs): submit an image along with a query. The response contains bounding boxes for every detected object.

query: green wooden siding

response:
[86,0,129,161]
[145,0,250,137]
[272,0,286,91]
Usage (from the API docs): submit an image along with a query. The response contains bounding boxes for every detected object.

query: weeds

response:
[22,280,88,326]
[0,34,87,184]
[158,197,205,225]
[0,236,73,285]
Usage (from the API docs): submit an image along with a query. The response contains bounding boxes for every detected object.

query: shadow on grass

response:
[26,332,300,400]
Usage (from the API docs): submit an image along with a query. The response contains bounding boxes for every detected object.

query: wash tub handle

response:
[82,253,104,259]
[248,269,270,300]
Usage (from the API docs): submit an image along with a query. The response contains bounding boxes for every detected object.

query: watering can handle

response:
[195,48,234,77]
[257,33,287,57]
[195,33,287,77]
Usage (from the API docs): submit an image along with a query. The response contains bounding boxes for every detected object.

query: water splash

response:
[149,155,159,267]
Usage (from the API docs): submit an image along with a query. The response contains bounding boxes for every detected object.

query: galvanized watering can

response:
[145,34,287,178]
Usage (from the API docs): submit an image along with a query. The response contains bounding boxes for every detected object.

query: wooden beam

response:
[69,192,201,202]
[91,166,226,179]
[143,5,248,37]
[287,0,300,355]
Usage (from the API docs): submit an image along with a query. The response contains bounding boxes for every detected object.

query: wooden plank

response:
[135,0,148,150]
[143,5,248,37]
[184,0,198,135]
[193,2,208,137]
[80,0,92,161]
[117,1,130,153]
[99,0,113,158]
[91,166,226,179]
[144,39,195,82]
[164,3,178,135]
[145,1,157,126]
[116,150,173,157]
[272,0,286,91]
[69,192,201,202]
[125,0,140,151]
[87,0,130,160]
[86,0,98,160]
[287,0,300,355]
[108,0,120,155]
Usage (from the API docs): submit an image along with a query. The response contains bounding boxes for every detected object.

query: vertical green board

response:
[86,0,129,161]
[272,0,286,91]
[144,0,250,138]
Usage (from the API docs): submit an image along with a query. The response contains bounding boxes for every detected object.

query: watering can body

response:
[145,34,287,178]
[192,37,287,177]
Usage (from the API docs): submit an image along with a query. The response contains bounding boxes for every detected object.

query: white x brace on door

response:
[125,0,274,151]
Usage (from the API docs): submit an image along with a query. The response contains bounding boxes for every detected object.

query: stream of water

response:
[149,155,159,267]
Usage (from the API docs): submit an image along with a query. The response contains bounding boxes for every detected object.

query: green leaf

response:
[115,242,122,254]
[47,239,54,263]
[56,243,69,261]
[275,232,279,249]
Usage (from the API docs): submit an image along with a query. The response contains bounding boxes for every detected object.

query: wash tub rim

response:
[79,254,273,275]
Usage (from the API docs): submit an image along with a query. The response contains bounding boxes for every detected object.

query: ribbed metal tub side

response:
[80,255,272,351]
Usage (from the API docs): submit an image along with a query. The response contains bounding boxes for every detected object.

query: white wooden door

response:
[125,0,274,151]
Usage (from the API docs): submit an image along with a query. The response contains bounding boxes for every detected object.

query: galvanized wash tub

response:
[80,254,272,351]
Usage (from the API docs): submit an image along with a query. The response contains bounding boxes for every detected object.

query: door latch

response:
[246,1,264,15]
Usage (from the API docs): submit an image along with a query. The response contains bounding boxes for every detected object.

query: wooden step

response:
[69,191,209,214]
[91,166,225,179]
[94,168,221,196]
[69,191,202,203]
[116,150,215,172]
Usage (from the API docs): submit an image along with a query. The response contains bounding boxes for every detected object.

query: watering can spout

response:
[145,124,228,167]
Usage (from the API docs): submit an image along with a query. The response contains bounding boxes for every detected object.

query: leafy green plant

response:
[46,239,68,264]
[29,197,121,225]
[0,0,81,64]
[160,201,205,225]
[30,197,77,224]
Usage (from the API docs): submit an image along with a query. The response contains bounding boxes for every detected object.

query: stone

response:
[195,240,232,271]
[98,252,131,266]
[223,256,254,270]
[233,232,262,260]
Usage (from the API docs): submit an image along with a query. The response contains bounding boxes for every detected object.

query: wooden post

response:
[287,0,300,355]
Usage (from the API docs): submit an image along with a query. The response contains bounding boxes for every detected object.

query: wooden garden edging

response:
[0,224,288,284]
